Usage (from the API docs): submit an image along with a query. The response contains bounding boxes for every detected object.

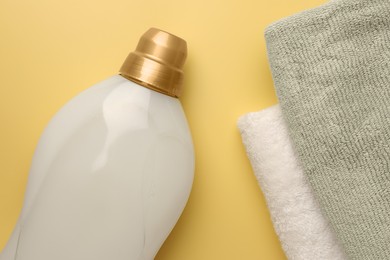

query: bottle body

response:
[0,75,194,260]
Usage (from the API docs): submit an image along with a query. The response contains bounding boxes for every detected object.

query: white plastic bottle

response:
[0,28,194,260]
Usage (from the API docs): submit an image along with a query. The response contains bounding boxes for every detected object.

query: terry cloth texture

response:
[238,105,346,260]
[265,0,390,259]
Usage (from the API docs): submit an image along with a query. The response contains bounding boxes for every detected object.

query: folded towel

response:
[238,105,346,260]
[265,0,390,258]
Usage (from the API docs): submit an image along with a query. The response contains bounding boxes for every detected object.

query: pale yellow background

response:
[0,0,326,259]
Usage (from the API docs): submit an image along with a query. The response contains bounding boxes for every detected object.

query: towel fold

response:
[238,105,346,260]
[265,0,390,258]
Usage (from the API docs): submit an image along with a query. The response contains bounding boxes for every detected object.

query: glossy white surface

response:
[0,75,194,260]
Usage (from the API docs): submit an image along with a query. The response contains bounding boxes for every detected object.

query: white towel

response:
[237,105,346,260]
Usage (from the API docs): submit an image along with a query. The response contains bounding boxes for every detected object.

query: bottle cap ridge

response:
[119,28,187,97]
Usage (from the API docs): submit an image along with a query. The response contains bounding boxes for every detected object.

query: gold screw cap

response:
[119,28,187,97]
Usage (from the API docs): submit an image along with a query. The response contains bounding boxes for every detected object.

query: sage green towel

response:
[265,0,390,259]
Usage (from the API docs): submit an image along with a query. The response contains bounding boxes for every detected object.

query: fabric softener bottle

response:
[0,28,194,260]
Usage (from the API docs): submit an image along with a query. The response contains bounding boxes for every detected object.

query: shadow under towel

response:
[265,0,390,259]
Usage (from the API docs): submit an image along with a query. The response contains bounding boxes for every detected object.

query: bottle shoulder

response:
[39,75,191,147]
